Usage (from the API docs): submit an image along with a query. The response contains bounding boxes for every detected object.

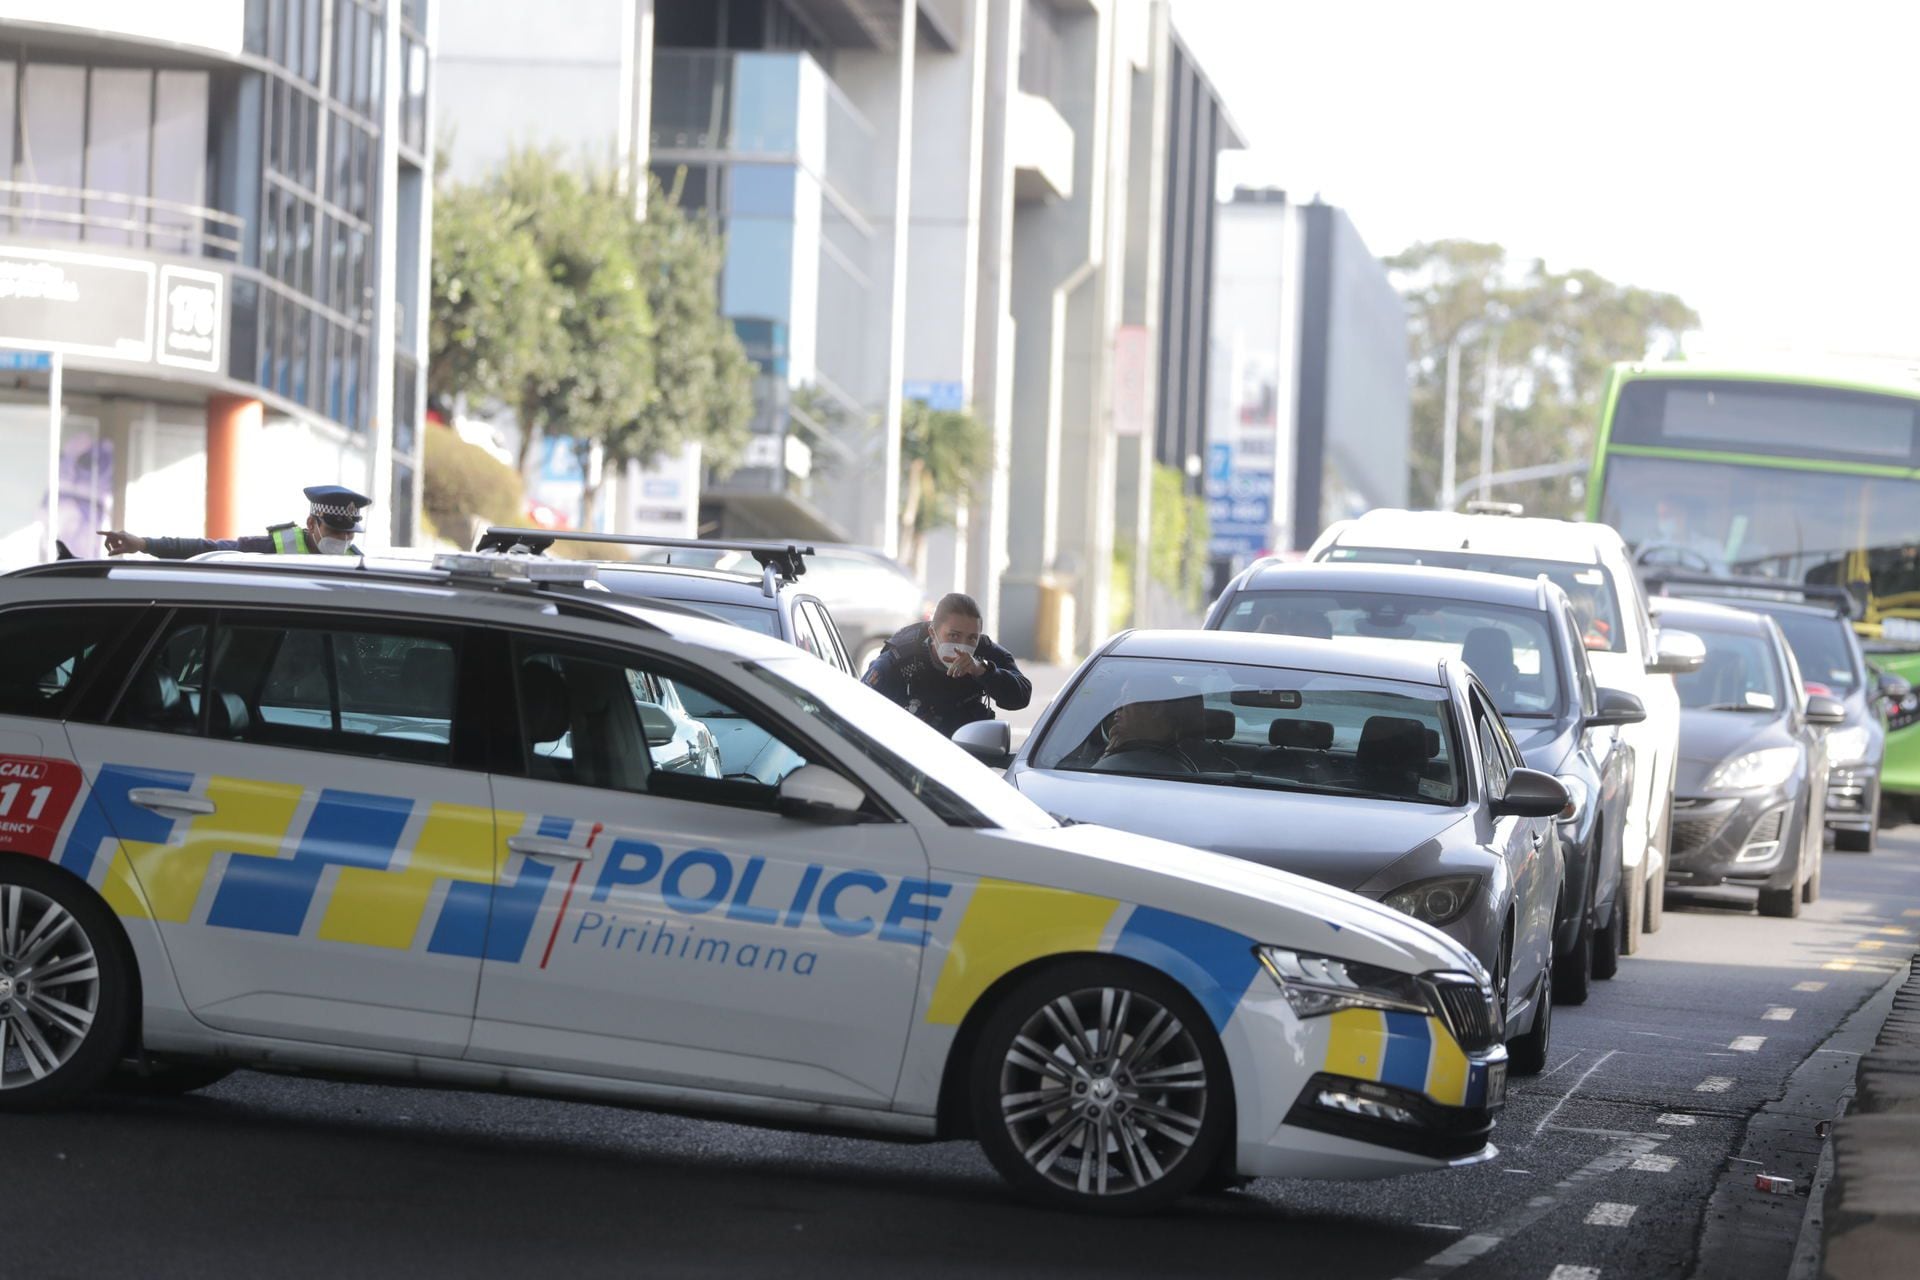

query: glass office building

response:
[0,0,433,568]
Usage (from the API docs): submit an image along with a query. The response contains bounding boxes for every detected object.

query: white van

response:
[1308,509,1703,951]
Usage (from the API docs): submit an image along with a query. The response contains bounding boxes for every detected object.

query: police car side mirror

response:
[636,701,677,748]
[1878,670,1912,702]
[952,720,1015,769]
[776,765,868,824]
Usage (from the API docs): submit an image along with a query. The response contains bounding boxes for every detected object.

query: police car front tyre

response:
[969,959,1233,1213]
[0,858,132,1110]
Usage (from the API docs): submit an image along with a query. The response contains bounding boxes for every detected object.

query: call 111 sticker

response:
[0,756,85,860]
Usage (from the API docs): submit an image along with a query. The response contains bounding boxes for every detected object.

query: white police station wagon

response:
[0,552,1505,1211]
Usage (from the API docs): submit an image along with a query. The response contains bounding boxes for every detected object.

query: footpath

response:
[1820,951,1920,1277]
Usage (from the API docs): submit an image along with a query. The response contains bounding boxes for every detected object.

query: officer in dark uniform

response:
[863,592,1032,737]
[100,485,372,558]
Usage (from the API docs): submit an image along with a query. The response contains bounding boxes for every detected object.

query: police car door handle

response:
[507,835,592,862]
[128,788,216,818]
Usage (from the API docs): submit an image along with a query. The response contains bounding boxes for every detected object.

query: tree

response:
[611,174,755,483]
[427,181,562,418]
[898,399,992,569]
[1389,241,1698,518]
[493,153,655,526]
[421,424,525,548]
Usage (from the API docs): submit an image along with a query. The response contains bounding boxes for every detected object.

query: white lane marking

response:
[1763,1007,1795,1021]
[1586,1203,1638,1227]
[1730,1036,1767,1052]
[1697,1076,1736,1092]
[1793,981,1827,992]
[1533,1049,1620,1137]
[1386,1135,1663,1280]
[1532,1051,1587,1083]
[1631,1154,1678,1173]
[1549,1268,1601,1280]
[1425,1234,1504,1267]
[1415,1223,1462,1231]
[1502,1168,1533,1175]
[1656,1113,1698,1126]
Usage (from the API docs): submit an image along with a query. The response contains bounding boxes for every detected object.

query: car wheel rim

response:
[999,986,1207,1197]
[0,885,100,1090]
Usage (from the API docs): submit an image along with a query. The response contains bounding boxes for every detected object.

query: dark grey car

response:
[1646,572,1909,852]
[1655,597,1846,917]
[1204,561,1645,1005]
[1000,629,1569,1073]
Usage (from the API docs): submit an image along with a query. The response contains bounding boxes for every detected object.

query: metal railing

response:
[0,179,246,261]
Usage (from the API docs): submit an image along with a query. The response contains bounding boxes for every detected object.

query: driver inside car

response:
[1092,675,1234,775]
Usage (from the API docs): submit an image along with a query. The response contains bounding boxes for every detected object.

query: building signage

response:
[1207,442,1272,558]
[158,265,225,372]
[0,245,228,378]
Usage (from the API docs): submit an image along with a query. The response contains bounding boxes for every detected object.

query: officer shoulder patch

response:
[267,522,297,532]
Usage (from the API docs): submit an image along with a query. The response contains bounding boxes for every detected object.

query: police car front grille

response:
[1428,979,1499,1053]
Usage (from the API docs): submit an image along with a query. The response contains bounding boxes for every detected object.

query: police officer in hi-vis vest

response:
[101,485,371,558]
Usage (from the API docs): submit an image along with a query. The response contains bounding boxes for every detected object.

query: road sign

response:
[0,349,52,371]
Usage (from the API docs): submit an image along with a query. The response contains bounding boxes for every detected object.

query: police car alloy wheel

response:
[0,859,131,1109]
[969,959,1232,1212]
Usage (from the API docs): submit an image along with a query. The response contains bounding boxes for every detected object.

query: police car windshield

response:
[748,655,1056,831]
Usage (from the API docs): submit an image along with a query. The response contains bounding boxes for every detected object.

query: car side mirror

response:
[952,719,1015,769]
[1492,767,1570,819]
[1805,694,1848,727]
[775,764,869,823]
[1878,670,1913,701]
[1586,687,1646,729]
[1647,628,1707,675]
[636,701,677,747]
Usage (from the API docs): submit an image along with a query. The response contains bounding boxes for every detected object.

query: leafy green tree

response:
[493,153,655,525]
[899,398,992,568]
[421,424,525,548]
[612,174,755,482]
[1390,241,1698,518]
[427,181,561,416]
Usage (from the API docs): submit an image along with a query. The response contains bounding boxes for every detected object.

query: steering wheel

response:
[1634,542,1715,574]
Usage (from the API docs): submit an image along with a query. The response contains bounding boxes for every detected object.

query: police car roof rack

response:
[1643,568,1860,619]
[475,528,816,597]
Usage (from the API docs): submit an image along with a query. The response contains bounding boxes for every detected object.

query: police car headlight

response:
[1826,725,1872,767]
[1257,947,1429,1019]
[1705,746,1799,793]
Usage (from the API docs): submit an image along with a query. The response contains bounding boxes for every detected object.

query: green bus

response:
[1586,360,1920,815]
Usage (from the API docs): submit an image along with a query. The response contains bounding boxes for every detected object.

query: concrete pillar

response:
[966,0,1019,634]
[205,395,259,539]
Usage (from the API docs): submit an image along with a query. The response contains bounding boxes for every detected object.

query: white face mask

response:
[935,640,977,666]
[316,533,353,555]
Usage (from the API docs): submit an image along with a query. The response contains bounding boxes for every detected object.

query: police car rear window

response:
[0,605,139,721]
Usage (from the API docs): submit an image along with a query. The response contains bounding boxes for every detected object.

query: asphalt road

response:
[7,833,1918,1280]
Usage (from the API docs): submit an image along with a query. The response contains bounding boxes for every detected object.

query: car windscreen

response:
[1761,610,1860,693]
[1673,626,1786,712]
[1217,589,1563,720]
[746,654,1057,831]
[1324,546,1625,653]
[615,591,781,638]
[1028,656,1462,806]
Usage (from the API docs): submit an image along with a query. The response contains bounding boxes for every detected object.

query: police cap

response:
[304,485,373,532]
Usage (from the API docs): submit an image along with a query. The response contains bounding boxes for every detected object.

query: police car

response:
[0,551,1505,1212]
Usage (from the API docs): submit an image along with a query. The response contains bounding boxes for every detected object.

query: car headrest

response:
[1269,718,1335,750]
[1462,627,1518,682]
[1201,708,1236,740]
[207,692,251,740]
[1357,715,1432,774]
[136,668,186,725]
[518,662,572,744]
